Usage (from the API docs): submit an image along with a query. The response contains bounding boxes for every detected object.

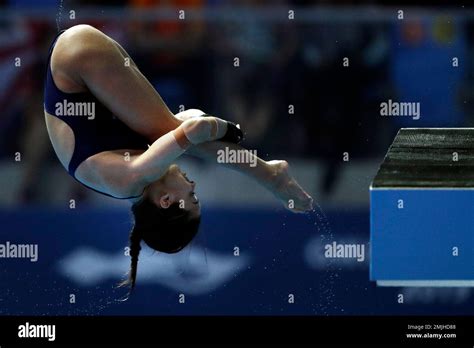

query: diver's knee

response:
[174,109,206,121]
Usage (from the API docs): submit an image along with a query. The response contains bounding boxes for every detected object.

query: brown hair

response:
[119,196,201,296]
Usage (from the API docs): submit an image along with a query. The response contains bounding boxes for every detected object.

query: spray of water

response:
[56,0,64,32]
[307,203,340,315]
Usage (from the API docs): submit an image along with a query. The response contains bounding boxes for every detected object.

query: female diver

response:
[43,24,313,293]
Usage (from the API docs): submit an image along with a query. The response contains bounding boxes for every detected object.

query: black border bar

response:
[0,316,473,345]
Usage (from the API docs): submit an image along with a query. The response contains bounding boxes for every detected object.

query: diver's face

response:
[148,164,200,216]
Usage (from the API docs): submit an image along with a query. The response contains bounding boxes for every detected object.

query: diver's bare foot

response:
[268,160,313,213]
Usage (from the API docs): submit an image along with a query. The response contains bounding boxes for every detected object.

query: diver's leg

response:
[187,141,313,212]
[51,24,180,142]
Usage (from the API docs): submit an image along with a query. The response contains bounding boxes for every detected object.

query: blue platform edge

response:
[370,187,474,282]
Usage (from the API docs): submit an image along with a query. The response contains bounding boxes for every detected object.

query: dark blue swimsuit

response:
[44,30,149,199]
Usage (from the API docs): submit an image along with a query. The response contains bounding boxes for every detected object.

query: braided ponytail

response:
[118,226,142,293]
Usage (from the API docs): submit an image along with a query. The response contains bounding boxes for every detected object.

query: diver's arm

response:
[130,117,227,185]
[176,112,267,180]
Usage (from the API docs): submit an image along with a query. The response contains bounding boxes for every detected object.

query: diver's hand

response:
[201,115,243,144]
[181,118,214,145]
[176,110,244,144]
[203,114,243,144]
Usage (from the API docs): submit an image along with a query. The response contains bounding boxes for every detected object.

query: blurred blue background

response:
[0,0,473,315]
